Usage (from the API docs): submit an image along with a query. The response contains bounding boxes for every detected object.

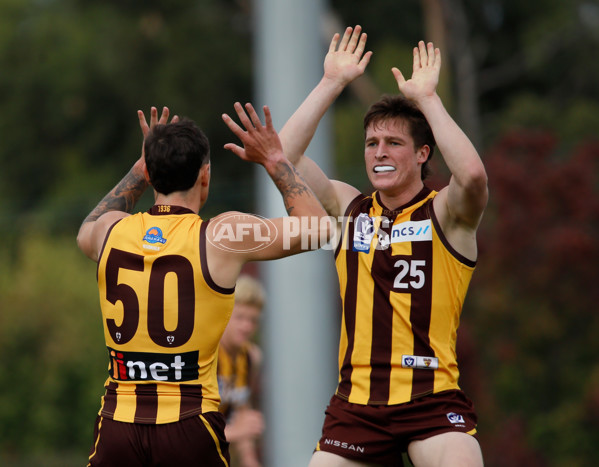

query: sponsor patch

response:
[401,354,439,370]
[353,213,375,252]
[322,439,365,453]
[447,412,466,425]
[108,347,199,382]
[143,226,167,245]
[391,220,432,243]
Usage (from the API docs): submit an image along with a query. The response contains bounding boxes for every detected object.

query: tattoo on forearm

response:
[271,162,311,215]
[82,169,148,224]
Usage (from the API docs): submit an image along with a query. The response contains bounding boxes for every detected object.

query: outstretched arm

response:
[76,106,177,261]
[280,25,372,161]
[393,42,488,235]
[278,25,372,218]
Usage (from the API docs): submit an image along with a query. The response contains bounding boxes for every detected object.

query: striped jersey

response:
[217,344,254,419]
[96,205,235,424]
[334,187,476,405]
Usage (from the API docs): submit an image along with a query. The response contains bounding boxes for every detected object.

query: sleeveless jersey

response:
[334,187,475,406]
[217,343,253,419]
[96,205,235,424]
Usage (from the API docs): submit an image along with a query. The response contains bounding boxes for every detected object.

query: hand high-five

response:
[222,102,284,167]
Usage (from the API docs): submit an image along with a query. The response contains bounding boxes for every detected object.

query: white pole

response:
[253,1,338,466]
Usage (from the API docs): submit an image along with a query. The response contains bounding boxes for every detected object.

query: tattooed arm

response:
[77,106,176,262]
[76,162,148,261]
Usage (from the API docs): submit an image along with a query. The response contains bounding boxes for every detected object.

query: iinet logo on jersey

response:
[108,347,199,382]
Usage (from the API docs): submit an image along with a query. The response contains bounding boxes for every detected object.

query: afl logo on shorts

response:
[143,227,167,244]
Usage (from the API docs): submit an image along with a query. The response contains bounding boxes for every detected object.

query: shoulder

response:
[206,211,267,232]
[78,211,130,262]
[204,210,273,249]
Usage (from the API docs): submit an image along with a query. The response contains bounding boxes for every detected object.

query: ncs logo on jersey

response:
[391,220,432,244]
[143,227,167,245]
[352,213,375,252]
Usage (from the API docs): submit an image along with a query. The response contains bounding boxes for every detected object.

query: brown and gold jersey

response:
[334,188,475,406]
[96,205,235,424]
[217,344,253,419]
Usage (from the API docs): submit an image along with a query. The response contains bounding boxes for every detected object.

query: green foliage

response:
[0,234,106,462]
[0,0,254,235]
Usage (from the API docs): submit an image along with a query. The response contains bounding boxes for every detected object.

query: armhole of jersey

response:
[428,201,477,268]
[334,193,366,259]
[95,218,125,280]
[200,219,235,295]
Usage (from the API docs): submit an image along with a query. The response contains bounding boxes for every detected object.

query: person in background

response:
[279,26,488,466]
[218,274,266,467]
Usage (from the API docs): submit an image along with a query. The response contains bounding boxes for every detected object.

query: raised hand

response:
[323,25,372,86]
[222,102,284,168]
[138,106,179,140]
[136,106,180,173]
[392,41,441,103]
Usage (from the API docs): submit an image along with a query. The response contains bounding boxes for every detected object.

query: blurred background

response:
[0,0,598,466]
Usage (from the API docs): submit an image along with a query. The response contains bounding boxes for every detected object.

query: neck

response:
[154,192,201,213]
[378,180,425,210]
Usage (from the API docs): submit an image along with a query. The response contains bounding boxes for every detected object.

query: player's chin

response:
[369,174,397,191]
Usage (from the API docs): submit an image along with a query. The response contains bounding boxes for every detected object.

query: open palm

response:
[323,25,372,86]
[392,41,441,101]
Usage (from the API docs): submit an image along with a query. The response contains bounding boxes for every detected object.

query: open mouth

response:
[374,165,396,173]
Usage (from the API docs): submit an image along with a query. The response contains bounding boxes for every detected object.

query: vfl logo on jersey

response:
[108,347,199,382]
[391,220,432,244]
[143,227,167,245]
[401,354,439,370]
[352,213,375,252]
[447,412,466,425]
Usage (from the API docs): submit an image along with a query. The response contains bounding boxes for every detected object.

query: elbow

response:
[458,165,488,211]
[76,224,97,261]
[465,162,488,195]
[467,170,489,210]
[76,229,86,252]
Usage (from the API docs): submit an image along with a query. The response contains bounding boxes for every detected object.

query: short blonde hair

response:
[235,275,266,310]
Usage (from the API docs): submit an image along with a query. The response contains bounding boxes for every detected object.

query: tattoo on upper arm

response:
[271,162,310,215]
[82,169,148,224]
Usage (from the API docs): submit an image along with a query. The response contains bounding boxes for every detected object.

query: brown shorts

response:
[87,412,230,467]
[315,390,478,466]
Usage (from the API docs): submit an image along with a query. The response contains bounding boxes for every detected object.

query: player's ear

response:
[143,164,151,184]
[200,162,211,187]
[417,145,430,164]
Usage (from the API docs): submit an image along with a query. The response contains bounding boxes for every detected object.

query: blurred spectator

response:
[218,275,266,467]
